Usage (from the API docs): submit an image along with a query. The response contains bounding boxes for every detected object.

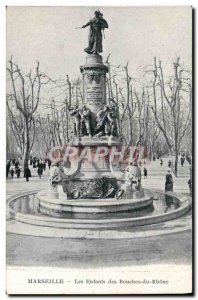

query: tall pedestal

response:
[73,54,121,176]
[80,54,108,116]
[64,54,122,199]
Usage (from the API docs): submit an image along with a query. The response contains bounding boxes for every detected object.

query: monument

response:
[36,10,153,215]
[8,10,190,229]
[6,10,191,279]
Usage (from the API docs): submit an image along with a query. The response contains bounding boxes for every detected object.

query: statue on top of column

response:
[81,10,108,54]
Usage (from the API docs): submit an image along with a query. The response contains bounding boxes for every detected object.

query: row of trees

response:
[6,56,192,176]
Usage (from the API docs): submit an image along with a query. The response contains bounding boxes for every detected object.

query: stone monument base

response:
[70,136,122,146]
[37,189,153,215]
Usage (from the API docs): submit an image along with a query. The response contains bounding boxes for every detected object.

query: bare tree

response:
[150,57,192,176]
[134,88,150,145]
[7,96,25,156]
[37,115,52,154]
[7,57,54,169]
[147,118,161,160]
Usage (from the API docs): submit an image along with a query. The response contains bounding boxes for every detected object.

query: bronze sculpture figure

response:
[82,10,108,54]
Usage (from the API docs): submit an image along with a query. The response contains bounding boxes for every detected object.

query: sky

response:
[7,6,192,75]
[6,6,192,110]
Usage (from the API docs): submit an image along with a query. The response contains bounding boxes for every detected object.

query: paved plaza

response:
[6,157,191,198]
[6,157,192,268]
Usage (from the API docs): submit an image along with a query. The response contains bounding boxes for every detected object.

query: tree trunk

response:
[174,140,178,177]
[23,117,30,171]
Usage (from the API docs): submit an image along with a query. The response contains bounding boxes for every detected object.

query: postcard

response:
[6,6,193,295]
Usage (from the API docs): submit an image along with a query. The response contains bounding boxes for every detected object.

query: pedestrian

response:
[29,156,33,165]
[6,160,11,178]
[42,161,46,171]
[188,179,192,196]
[160,159,163,167]
[37,163,43,179]
[181,157,184,167]
[165,170,174,192]
[14,160,19,171]
[33,157,37,168]
[48,159,51,169]
[16,167,21,178]
[24,166,31,182]
[168,160,171,168]
[10,166,15,178]
[143,167,147,179]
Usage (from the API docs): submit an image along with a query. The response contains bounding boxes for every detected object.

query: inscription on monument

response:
[87,86,102,104]
[84,74,106,108]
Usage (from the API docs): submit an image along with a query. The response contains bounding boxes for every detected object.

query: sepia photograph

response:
[6,5,193,295]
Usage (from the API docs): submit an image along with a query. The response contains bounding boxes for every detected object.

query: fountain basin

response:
[37,189,153,214]
[7,190,190,229]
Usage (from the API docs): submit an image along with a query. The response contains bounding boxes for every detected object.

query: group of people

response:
[70,105,92,137]
[30,157,52,170]
[139,159,174,193]
[6,156,52,181]
[152,154,160,161]
[70,102,118,138]
[6,159,22,179]
[7,153,192,195]
[125,160,175,194]
[180,152,191,167]
[94,103,118,137]
[28,157,52,181]
[140,155,191,195]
